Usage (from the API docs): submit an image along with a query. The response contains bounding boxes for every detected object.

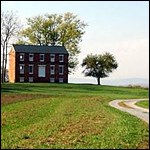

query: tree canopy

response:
[18,12,87,73]
[82,52,118,85]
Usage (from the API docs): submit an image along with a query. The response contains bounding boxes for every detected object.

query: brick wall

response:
[15,52,68,83]
[8,48,16,82]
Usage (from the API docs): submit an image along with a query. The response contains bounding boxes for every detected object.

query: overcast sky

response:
[1,1,149,81]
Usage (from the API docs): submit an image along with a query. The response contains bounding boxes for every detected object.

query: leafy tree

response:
[82,52,118,85]
[18,12,87,73]
[1,10,20,83]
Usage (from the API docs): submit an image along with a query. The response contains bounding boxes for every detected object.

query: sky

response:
[1,1,149,84]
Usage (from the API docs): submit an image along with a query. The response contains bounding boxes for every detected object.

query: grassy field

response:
[135,100,149,109]
[1,83,149,149]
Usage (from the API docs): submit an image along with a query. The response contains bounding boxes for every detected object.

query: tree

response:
[82,52,118,85]
[1,10,20,83]
[18,12,87,73]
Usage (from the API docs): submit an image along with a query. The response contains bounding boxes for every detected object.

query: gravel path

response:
[109,99,149,124]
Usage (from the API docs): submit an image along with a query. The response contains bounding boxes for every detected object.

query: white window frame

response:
[59,55,64,62]
[40,54,45,62]
[20,53,24,61]
[29,53,34,61]
[19,64,24,74]
[50,78,55,83]
[50,65,55,75]
[38,65,46,77]
[29,77,33,82]
[29,65,34,74]
[19,77,24,82]
[59,78,63,83]
[50,54,55,62]
[59,65,64,75]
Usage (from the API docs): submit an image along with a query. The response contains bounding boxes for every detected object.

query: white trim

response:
[59,78,63,83]
[50,54,55,62]
[29,53,34,61]
[19,64,24,74]
[50,65,55,75]
[29,64,34,74]
[40,54,45,62]
[29,77,33,82]
[19,77,24,82]
[38,65,46,77]
[50,78,55,83]
[59,55,64,62]
[59,65,64,75]
[20,53,24,61]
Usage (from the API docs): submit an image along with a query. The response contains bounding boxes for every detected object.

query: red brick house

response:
[9,44,69,83]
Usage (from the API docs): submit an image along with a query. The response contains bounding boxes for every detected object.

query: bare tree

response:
[1,10,20,82]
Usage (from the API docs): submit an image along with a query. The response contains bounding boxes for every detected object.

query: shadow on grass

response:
[1,83,148,98]
[1,84,33,93]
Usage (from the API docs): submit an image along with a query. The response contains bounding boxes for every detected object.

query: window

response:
[20,53,24,61]
[59,78,63,83]
[40,54,44,62]
[29,54,34,61]
[50,54,55,62]
[50,78,55,83]
[50,65,55,74]
[59,55,64,62]
[38,65,46,77]
[19,77,24,82]
[19,64,24,74]
[29,77,33,82]
[29,65,34,74]
[59,65,64,75]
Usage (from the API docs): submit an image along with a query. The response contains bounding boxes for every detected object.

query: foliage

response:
[82,52,118,85]
[1,10,20,82]
[17,12,87,73]
[1,83,149,149]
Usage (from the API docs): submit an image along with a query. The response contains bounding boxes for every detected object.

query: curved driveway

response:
[109,99,149,124]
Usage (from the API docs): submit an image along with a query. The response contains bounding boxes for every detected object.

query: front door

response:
[38,65,46,77]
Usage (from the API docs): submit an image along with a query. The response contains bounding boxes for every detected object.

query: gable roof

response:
[12,44,68,54]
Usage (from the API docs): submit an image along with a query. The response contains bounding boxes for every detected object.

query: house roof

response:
[12,44,68,54]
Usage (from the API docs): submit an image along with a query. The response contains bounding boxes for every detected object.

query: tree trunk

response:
[4,42,8,82]
[97,77,101,85]
[1,44,5,83]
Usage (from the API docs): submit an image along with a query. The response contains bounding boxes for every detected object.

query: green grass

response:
[1,83,149,149]
[135,100,149,109]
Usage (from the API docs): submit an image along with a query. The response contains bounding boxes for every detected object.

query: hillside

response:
[1,83,149,149]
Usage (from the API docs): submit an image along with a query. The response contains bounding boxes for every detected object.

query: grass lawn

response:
[1,83,149,149]
[135,100,149,109]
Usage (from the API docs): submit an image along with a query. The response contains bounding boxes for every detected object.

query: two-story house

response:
[8,44,69,83]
